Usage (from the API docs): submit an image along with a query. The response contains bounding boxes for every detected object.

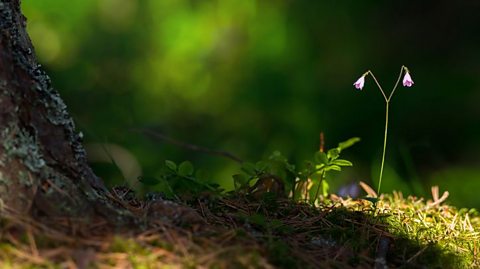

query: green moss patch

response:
[0,192,479,268]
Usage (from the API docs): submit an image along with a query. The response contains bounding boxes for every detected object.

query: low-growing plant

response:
[353,65,414,196]
[135,66,415,206]
[233,137,360,204]
[138,160,223,201]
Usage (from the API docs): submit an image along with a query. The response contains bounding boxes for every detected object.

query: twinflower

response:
[353,75,366,90]
[402,71,414,87]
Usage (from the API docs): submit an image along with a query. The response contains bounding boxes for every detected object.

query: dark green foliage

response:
[138,160,223,201]
[138,138,359,205]
[232,137,359,204]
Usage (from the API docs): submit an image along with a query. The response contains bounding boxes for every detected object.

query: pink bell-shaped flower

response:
[402,72,414,87]
[353,76,365,90]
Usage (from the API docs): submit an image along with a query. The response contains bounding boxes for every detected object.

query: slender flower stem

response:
[367,66,406,195]
[378,102,389,195]
[354,66,412,196]
[367,71,388,102]
[387,65,406,101]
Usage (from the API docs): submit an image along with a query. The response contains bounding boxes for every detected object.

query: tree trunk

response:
[0,0,131,223]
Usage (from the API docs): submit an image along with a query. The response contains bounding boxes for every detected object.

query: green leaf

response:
[314,163,325,171]
[327,148,340,160]
[325,165,342,172]
[178,161,194,176]
[138,176,161,186]
[165,160,177,171]
[337,137,361,151]
[241,162,257,176]
[314,151,328,165]
[331,159,353,167]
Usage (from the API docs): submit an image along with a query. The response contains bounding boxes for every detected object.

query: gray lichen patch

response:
[1,0,87,169]
[29,67,71,128]
[29,67,90,167]
[2,0,94,183]
[44,90,71,126]
[2,125,46,172]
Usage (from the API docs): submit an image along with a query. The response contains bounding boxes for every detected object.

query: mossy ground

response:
[0,191,479,268]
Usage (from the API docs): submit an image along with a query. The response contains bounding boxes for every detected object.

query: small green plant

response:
[138,160,222,201]
[305,137,360,203]
[136,137,358,204]
[233,137,359,204]
[233,151,296,198]
[353,65,414,195]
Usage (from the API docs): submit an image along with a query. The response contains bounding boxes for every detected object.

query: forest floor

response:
[1,190,479,269]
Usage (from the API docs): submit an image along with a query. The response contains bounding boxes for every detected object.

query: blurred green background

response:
[22,1,480,208]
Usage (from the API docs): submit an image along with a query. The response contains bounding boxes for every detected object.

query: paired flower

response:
[353,67,414,90]
[352,65,414,196]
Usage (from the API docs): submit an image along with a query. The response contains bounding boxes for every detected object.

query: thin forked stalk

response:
[357,66,409,195]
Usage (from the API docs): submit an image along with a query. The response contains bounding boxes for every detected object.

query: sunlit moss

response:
[1,192,479,268]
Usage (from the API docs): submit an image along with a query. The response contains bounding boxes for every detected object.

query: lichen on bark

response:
[0,0,134,224]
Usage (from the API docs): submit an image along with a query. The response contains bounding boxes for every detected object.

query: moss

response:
[0,192,479,268]
[377,194,480,268]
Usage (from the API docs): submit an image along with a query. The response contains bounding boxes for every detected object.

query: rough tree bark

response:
[0,0,132,223]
